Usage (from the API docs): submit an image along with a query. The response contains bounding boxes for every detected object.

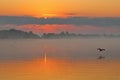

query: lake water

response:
[0,38,120,80]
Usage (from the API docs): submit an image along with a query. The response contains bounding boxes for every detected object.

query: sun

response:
[44,16,48,19]
[42,13,58,18]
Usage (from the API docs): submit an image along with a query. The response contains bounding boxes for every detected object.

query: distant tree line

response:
[41,31,120,39]
[0,29,40,39]
[0,29,120,39]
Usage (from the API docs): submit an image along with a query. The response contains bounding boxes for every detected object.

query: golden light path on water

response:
[44,52,47,64]
[0,58,120,80]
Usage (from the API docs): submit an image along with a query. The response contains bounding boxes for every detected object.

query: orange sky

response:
[0,0,120,17]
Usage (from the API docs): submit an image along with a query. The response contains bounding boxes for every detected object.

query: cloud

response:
[0,16,120,27]
[64,12,79,16]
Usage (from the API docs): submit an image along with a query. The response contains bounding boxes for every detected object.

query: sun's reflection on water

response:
[0,58,120,80]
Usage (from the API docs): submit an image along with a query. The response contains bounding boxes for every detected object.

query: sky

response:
[0,0,120,34]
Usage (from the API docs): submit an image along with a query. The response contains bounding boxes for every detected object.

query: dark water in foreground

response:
[0,38,120,80]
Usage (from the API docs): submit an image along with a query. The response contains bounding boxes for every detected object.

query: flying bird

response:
[97,48,106,52]
[96,48,107,60]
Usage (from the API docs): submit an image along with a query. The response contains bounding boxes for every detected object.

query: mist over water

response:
[0,38,120,61]
[0,38,120,80]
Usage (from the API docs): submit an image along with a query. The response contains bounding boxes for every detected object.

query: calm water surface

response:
[0,38,120,80]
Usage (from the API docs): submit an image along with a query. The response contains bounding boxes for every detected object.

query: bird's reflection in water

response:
[97,56,105,60]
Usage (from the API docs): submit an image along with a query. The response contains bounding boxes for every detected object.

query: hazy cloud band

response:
[0,16,120,27]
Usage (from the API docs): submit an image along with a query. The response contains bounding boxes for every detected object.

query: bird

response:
[97,48,106,52]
